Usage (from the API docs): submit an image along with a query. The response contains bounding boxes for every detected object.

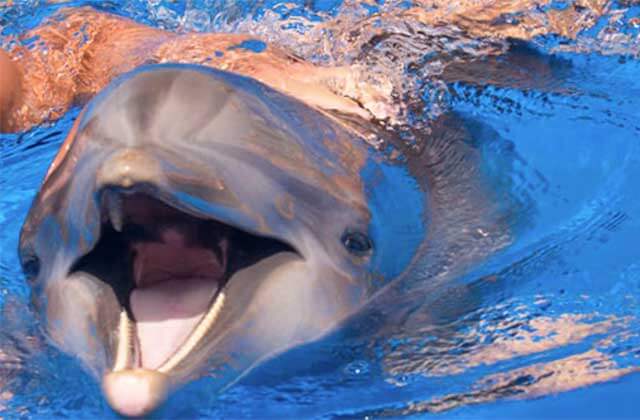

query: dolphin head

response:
[18,64,426,416]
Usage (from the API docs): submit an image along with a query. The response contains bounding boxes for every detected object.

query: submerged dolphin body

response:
[18,64,428,416]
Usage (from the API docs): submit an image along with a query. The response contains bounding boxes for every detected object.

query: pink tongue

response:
[129,227,225,369]
[130,277,218,369]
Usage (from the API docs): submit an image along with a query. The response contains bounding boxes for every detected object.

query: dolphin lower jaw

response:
[63,186,299,416]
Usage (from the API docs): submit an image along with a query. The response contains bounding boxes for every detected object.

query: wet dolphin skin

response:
[18,64,426,416]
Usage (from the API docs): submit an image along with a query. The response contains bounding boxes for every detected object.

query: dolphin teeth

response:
[157,291,226,374]
[106,192,124,232]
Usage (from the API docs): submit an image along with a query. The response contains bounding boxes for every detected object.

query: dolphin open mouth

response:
[71,190,295,375]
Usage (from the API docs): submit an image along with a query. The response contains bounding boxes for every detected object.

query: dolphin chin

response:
[19,64,428,416]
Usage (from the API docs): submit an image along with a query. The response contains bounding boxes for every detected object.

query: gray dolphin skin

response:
[18,64,427,416]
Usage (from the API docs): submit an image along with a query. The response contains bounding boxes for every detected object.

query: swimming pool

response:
[1,1,639,418]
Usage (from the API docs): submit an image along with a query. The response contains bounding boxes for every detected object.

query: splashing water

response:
[1,0,639,418]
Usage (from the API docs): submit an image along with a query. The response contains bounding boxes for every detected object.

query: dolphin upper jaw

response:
[96,148,168,191]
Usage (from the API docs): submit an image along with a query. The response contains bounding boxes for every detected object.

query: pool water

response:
[1,1,639,418]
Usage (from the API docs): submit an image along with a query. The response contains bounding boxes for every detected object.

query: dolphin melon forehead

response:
[72,63,371,213]
[78,64,301,149]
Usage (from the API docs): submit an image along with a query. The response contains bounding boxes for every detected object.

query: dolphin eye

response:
[341,231,373,256]
[22,254,41,280]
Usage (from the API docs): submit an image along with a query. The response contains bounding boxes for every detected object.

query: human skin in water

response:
[0,7,376,132]
[0,0,609,132]
[0,48,21,130]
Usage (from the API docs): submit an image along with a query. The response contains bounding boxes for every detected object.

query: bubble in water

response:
[344,360,369,376]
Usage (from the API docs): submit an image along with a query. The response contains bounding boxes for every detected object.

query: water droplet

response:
[344,360,369,376]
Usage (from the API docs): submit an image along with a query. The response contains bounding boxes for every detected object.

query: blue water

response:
[1,1,639,418]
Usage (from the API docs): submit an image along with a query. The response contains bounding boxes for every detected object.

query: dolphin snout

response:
[96,148,166,189]
[102,369,170,417]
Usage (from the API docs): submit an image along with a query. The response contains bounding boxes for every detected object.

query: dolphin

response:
[18,64,428,416]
